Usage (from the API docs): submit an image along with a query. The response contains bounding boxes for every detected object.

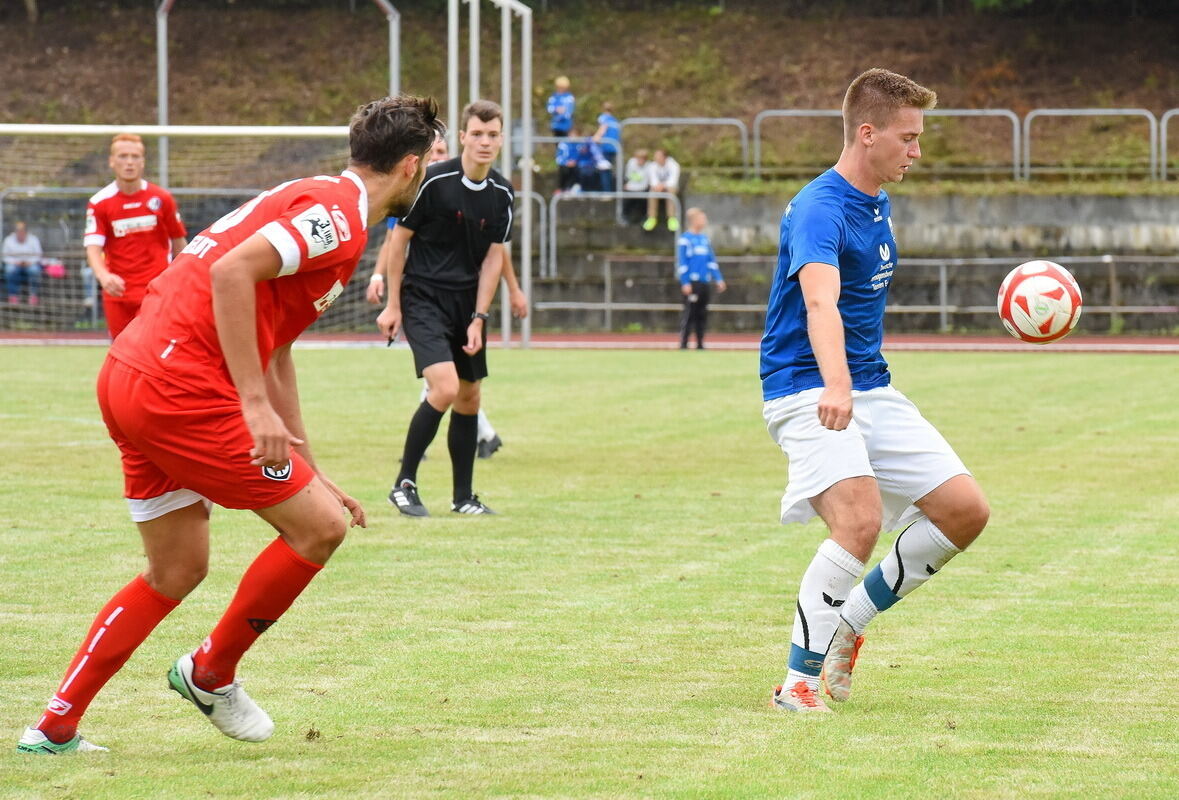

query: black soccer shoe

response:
[451,495,496,515]
[476,434,503,460]
[389,479,429,517]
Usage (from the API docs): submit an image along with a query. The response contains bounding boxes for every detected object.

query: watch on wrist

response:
[471,312,490,322]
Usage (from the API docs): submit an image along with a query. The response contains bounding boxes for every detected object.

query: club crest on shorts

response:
[262,462,293,481]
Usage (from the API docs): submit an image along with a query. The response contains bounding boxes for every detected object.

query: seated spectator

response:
[3,221,44,306]
[643,148,682,232]
[623,148,650,224]
[555,129,607,193]
[592,102,620,192]
[547,76,575,138]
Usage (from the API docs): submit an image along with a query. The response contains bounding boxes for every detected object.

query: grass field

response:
[1,345,1176,799]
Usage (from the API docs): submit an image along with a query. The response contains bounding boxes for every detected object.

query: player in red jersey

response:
[17,95,444,755]
[85,133,189,338]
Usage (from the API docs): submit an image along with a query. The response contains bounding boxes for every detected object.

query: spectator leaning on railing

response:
[592,102,620,192]
[3,221,44,306]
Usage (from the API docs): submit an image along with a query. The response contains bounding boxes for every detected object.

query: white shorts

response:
[763,385,969,532]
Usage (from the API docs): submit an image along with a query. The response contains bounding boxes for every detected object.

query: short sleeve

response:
[84,201,109,248]
[258,190,364,278]
[784,200,844,280]
[163,193,187,239]
[490,179,514,244]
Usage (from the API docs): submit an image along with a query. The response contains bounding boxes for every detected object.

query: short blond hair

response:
[110,133,144,154]
[842,68,936,144]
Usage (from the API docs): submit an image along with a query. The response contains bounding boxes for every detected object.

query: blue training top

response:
[547,90,575,134]
[676,231,723,285]
[596,112,620,155]
[386,216,399,230]
[760,168,897,401]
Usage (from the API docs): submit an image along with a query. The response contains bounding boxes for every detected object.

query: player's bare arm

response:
[265,344,366,529]
[465,242,505,355]
[365,226,397,305]
[798,262,853,431]
[171,236,188,258]
[376,223,414,339]
[500,250,528,318]
[210,233,304,468]
[85,244,124,297]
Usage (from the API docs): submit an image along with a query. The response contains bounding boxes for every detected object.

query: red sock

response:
[38,575,179,743]
[191,537,322,691]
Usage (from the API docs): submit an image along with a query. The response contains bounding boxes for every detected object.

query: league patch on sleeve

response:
[292,204,339,259]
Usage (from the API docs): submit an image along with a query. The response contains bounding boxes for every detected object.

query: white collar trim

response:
[461,175,488,191]
[342,169,369,222]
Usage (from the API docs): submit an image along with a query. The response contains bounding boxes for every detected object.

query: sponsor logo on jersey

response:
[330,206,352,242]
[47,696,73,716]
[313,280,344,313]
[111,214,159,238]
[262,462,293,481]
[873,205,883,223]
[147,196,162,212]
[122,201,142,209]
[879,243,891,262]
[292,204,338,259]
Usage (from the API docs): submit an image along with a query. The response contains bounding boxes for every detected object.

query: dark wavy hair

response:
[349,94,445,173]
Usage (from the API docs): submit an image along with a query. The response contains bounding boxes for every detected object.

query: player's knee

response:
[145,562,207,600]
[427,381,459,409]
[318,513,348,552]
[961,494,990,538]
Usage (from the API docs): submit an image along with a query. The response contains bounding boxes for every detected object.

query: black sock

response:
[448,410,479,502]
[396,401,445,485]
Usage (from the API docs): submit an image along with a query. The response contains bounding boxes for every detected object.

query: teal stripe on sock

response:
[864,565,901,611]
[788,644,827,677]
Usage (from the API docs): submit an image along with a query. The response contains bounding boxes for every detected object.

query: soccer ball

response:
[997,260,1083,344]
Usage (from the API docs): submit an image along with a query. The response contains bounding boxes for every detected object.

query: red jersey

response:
[109,171,370,397]
[85,180,187,302]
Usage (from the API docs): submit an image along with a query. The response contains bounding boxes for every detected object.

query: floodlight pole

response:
[155,0,178,188]
[468,0,480,102]
[370,1,401,96]
[447,0,460,153]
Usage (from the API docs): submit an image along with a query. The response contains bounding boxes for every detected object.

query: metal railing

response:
[547,190,681,278]
[1161,108,1179,180]
[1023,108,1159,180]
[620,116,749,178]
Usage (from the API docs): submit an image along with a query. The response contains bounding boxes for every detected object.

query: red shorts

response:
[97,355,314,516]
[103,296,143,339]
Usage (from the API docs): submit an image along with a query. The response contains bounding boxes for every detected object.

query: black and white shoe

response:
[388,479,429,517]
[451,495,495,515]
[476,434,502,460]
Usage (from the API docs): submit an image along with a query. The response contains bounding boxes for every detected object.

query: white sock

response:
[842,517,961,635]
[785,539,864,690]
[477,409,496,442]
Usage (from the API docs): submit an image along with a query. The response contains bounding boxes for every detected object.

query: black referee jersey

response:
[399,156,515,291]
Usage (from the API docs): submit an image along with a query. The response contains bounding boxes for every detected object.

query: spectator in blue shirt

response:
[555,128,607,193]
[546,76,575,137]
[676,208,725,349]
[592,102,620,192]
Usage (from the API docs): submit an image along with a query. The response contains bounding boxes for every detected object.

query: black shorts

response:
[400,280,488,382]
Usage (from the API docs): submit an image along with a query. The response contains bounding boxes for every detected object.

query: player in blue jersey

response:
[761,69,990,712]
[546,76,575,137]
[676,208,725,349]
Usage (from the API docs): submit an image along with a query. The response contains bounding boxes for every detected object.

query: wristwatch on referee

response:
[471,311,490,322]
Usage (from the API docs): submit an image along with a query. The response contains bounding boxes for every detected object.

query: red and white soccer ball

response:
[997,260,1083,344]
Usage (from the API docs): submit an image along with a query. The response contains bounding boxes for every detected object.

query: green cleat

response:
[17,726,108,755]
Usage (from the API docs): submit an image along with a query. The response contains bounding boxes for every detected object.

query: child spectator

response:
[592,102,621,191]
[676,207,725,349]
[643,148,681,232]
[546,76,575,137]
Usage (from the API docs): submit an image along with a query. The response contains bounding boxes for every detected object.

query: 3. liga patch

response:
[262,462,293,481]
[292,203,339,258]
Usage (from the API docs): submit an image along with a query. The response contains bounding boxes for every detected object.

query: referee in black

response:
[377,100,514,516]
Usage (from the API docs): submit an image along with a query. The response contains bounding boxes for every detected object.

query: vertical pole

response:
[499,1,513,346]
[389,8,400,96]
[939,261,949,332]
[1106,254,1121,333]
[468,0,479,102]
[448,0,459,153]
[604,258,612,331]
[520,6,533,348]
[156,3,170,187]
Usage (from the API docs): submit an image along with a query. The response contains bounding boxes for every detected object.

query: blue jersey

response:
[760,168,897,401]
[676,231,723,285]
[547,90,575,134]
[596,112,620,155]
[386,216,399,230]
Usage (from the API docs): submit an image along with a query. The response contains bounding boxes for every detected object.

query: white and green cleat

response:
[167,652,274,742]
[17,726,108,755]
